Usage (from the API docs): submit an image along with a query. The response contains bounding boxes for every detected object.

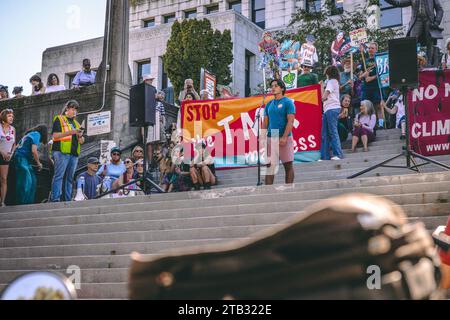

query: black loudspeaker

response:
[129,83,157,127]
[389,37,419,89]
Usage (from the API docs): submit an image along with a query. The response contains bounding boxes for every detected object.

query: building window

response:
[332,0,344,15]
[161,59,172,90]
[229,1,242,14]
[380,0,402,29]
[245,51,254,97]
[137,60,151,84]
[164,14,176,24]
[207,5,219,14]
[184,10,197,19]
[252,0,265,29]
[306,0,321,13]
[143,19,155,28]
[67,73,77,89]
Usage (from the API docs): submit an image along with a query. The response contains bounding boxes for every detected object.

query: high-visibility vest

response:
[53,115,81,156]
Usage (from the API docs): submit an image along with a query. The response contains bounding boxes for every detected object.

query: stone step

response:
[0,235,254,259]
[2,171,450,219]
[215,154,450,178]
[0,192,447,239]
[3,191,448,248]
[0,221,286,248]
[0,209,447,271]
[216,158,450,183]
[0,182,448,231]
[0,283,129,300]
[220,167,450,188]
[0,268,129,284]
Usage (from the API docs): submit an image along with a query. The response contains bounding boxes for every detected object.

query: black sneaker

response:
[400,135,406,140]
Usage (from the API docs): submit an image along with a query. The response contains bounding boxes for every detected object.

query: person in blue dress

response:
[13,125,48,205]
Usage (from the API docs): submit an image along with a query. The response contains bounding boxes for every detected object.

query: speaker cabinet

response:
[389,37,419,89]
[129,83,157,127]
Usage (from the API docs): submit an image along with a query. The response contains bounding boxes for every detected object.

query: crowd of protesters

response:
[0,60,219,206]
[295,42,414,161]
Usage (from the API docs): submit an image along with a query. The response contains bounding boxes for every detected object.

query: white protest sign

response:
[99,140,116,165]
[87,111,111,136]
[350,28,368,47]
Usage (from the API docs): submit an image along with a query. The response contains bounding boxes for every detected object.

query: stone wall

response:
[0,85,179,204]
[42,10,263,97]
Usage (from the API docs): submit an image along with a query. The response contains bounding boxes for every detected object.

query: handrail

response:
[94,177,143,199]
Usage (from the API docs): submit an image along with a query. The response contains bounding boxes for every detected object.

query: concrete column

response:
[97,0,132,86]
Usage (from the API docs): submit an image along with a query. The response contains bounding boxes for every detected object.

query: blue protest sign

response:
[375,52,389,89]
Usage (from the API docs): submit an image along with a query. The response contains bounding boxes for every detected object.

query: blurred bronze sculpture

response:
[385,0,444,67]
[129,194,443,300]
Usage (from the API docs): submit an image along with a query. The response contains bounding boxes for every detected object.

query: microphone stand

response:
[253,73,268,187]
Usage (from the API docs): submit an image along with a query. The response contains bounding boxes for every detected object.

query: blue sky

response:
[0,0,106,95]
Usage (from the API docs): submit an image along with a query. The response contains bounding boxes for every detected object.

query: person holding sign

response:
[262,79,296,186]
[359,42,383,128]
[320,66,344,161]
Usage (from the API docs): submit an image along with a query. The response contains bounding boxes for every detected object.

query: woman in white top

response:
[0,109,16,206]
[383,94,406,140]
[46,74,66,93]
[442,39,450,70]
[320,65,344,160]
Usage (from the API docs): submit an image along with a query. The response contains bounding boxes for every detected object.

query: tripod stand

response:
[253,86,268,186]
[348,86,450,179]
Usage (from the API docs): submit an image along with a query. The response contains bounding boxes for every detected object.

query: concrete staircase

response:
[0,129,449,299]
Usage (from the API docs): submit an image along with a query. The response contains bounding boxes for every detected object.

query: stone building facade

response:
[41,0,450,98]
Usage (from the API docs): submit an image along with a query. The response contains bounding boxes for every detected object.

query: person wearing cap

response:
[142,74,155,86]
[72,59,96,88]
[97,147,126,185]
[12,87,25,99]
[178,79,200,104]
[262,79,296,186]
[297,60,318,88]
[75,157,103,200]
[50,100,84,202]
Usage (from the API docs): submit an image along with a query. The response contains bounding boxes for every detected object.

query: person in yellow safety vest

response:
[50,100,85,202]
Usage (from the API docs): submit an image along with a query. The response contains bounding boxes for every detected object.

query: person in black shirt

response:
[50,100,84,202]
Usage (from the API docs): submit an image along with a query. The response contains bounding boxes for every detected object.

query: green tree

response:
[163,19,233,98]
[275,2,403,78]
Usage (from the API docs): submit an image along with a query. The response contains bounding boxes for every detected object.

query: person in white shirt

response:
[0,109,16,206]
[383,93,406,140]
[320,65,344,161]
[46,74,66,93]
[442,38,450,70]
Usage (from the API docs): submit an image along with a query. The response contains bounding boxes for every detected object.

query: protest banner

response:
[407,70,450,156]
[181,85,322,168]
[375,52,390,89]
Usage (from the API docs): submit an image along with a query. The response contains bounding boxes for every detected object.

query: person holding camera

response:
[178,79,200,104]
[50,100,85,202]
[13,125,48,205]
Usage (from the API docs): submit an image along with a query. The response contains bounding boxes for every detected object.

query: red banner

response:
[181,85,322,167]
[408,70,450,156]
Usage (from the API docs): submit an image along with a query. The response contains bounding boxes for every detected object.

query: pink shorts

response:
[267,136,294,165]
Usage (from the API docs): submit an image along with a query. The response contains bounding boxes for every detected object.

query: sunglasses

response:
[134,150,143,153]
[112,153,121,156]
[125,160,133,164]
